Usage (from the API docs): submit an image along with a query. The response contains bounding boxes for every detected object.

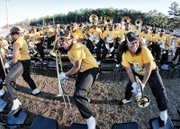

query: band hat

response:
[10,27,20,35]
[126,32,138,43]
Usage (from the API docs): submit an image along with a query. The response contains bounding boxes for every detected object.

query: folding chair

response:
[112,122,140,129]
[0,110,28,129]
[69,123,100,129]
[99,58,118,81]
[30,115,58,129]
[0,99,7,112]
[150,117,174,129]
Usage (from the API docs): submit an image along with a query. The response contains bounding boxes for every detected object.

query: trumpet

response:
[135,18,143,27]
[89,14,99,25]
[135,76,150,108]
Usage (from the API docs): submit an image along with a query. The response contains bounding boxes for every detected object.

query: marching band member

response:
[0,37,7,96]
[72,24,84,43]
[6,27,40,114]
[88,23,103,65]
[0,54,5,97]
[102,23,117,59]
[47,26,56,48]
[138,27,152,47]
[160,31,172,63]
[172,37,180,63]
[59,32,99,129]
[119,32,168,127]
[30,28,44,61]
[150,28,163,61]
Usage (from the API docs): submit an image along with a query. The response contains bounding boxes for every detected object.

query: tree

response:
[168,2,180,18]
[168,2,180,28]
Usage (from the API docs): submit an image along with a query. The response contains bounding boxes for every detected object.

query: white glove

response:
[110,47,114,53]
[131,82,142,101]
[59,72,68,84]
[105,44,110,50]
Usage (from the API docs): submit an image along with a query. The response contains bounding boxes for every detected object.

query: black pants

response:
[124,69,168,111]
[172,47,180,63]
[36,41,44,60]
[47,35,55,48]
[101,42,116,60]
[73,68,99,119]
[151,43,161,60]
[6,60,37,99]
[0,59,5,89]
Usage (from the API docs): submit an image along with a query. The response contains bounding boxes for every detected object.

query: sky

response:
[0,0,179,28]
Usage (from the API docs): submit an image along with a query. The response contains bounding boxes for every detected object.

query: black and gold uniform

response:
[88,26,103,62]
[61,36,99,128]
[120,32,168,127]
[6,27,40,114]
[172,38,180,63]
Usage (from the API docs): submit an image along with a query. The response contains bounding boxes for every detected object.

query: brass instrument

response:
[89,14,99,25]
[135,76,150,108]
[55,50,72,109]
[49,35,60,57]
[121,16,131,24]
[104,16,113,25]
[135,18,143,27]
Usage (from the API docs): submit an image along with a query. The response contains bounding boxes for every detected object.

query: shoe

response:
[86,116,96,129]
[118,99,131,105]
[11,99,22,115]
[0,89,5,97]
[31,88,40,95]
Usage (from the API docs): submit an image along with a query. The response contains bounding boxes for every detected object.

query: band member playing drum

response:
[119,32,168,127]
[6,27,40,114]
[59,32,99,129]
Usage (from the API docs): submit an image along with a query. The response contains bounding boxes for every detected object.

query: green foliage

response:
[29,2,180,29]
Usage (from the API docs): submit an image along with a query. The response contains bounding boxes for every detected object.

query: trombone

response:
[55,50,72,109]
[49,35,60,57]
[135,76,150,108]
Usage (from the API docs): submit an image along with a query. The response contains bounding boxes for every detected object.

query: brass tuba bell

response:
[121,16,131,24]
[104,16,113,25]
[135,18,143,27]
[89,14,99,25]
[135,76,150,108]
